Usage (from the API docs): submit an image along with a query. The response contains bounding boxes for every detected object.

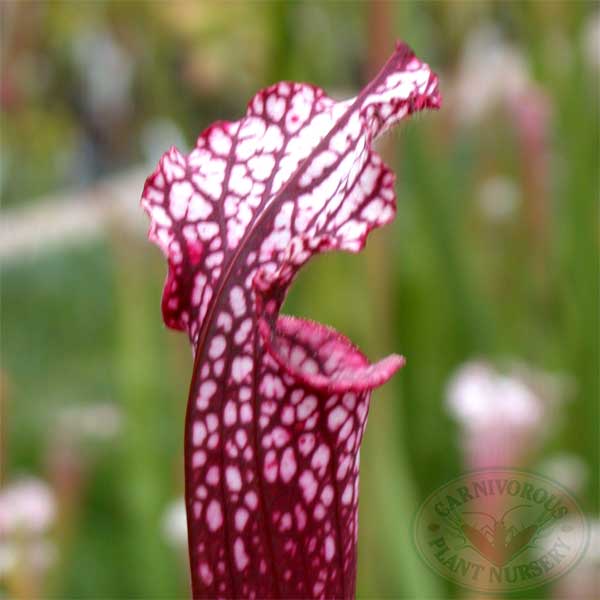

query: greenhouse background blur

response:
[1,2,598,599]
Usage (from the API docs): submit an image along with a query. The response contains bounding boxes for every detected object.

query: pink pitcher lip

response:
[259,315,406,394]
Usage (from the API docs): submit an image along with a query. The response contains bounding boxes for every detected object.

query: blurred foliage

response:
[1,1,598,599]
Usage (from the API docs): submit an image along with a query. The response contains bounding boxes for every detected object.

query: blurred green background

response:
[1,2,598,599]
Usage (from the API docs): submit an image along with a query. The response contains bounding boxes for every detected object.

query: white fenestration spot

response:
[229,164,252,196]
[229,286,247,318]
[328,406,348,431]
[240,403,253,423]
[199,562,214,586]
[197,221,219,241]
[262,124,284,152]
[206,499,223,531]
[235,429,247,448]
[206,466,220,486]
[299,470,318,504]
[342,483,353,505]
[297,395,318,420]
[321,485,334,506]
[245,491,258,510]
[266,94,285,122]
[298,433,316,456]
[338,418,353,442]
[198,381,217,409]
[325,535,336,562]
[361,198,384,223]
[191,273,207,307]
[208,335,226,359]
[162,152,185,182]
[235,508,249,531]
[336,455,351,481]
[193,422,207,446]
[234,318,252,346]
[260,374,285,399]
[330,128,351,154]
[232,356,253,383]
[213,359,225,377]
[187,193,213,221]
[205,252,223,268]
[294,503,307,530]
[280,447,297,483]
[193,173,222,202]
[217,312,233,332]
[226,466,242,492]
[234,537,249,571]
[206,413,219,433]
[192,450,207,467]
[279,512,292,532]
[311,444,331,476]
[224,401,237,427]
[263,449,278,483]
[281,405,295,425]
[248,154,275,181]
[210,129,232,156]
[271,427,290,448]
[343,393,357,411]
[169,181,193,220]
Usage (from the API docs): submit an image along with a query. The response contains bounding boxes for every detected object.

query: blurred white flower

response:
[162,497,188,549]
[0,541,17,577]
[71,28,134,123]
[446,361,564,469]
[0,477,56,537]
[452,25,530,124]
[447,362,542,430]
[56,402,122,441]
[0,539,57,580]
[538,453,589,495]
[581,11,600,70]
[477,176,521,223]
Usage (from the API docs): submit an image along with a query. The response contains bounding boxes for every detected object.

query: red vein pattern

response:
[142,42,440,599]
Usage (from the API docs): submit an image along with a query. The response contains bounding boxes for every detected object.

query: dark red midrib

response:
[219,351,238,596]
[250,326,282,596]
[238,93,300,599]
[185,45,413,596]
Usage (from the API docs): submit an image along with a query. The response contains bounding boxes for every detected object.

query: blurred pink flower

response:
[451,26,530,125]
[446,361,565,469]
[0,477,58,593]
[0,477,56,537]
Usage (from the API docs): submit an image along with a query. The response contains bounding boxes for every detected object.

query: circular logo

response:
[414,469,589,593]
